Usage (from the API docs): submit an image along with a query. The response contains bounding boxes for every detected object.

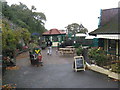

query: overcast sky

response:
[6,0,120,32]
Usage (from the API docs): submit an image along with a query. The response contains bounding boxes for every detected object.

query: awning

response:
[97,34,120,40]
[72,33,87,37]
[85,35,96,39]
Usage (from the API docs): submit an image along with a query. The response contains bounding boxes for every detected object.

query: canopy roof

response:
[42,29,66,36]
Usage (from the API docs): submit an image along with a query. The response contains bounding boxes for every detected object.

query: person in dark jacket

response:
[46,40,52,55]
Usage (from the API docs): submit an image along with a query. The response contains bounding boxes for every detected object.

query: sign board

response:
[76,58,84,69]
[73,56,85,72]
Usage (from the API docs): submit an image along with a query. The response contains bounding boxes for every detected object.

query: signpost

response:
[73,56,85,72]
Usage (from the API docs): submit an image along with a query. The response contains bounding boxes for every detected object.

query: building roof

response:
[42,28,66,36]
[100,8,119,26]
[89,8,120,35]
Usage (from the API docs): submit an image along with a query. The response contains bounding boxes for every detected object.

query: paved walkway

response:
[3,48,119,88]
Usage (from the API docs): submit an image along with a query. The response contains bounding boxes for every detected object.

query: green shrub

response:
[74,43,80,48]
[88,48,108,66]
[76,47,83,56]
[16,43,23,51]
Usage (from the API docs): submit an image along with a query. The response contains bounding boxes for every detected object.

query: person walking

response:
[47,40,52,55]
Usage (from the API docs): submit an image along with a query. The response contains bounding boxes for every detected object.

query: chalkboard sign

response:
[73,56,85,71]
[76,58,84,69]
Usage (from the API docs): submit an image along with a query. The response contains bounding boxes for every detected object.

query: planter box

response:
[108,71,120,80]
[86,63,120,80]
[90,64,109,75]
[86,62,91,69]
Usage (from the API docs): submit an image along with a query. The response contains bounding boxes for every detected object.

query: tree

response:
[66,23,88,34]
[2,27,17,51]
[2,2,47,34]
[66,23,79,34]
[78,28,88,34]
[65,23,80,41]
[2,19,31,53]
[31,5,36,11]
[20,28,31,45]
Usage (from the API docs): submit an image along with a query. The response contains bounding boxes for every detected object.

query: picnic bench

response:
[58,46,75,55]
